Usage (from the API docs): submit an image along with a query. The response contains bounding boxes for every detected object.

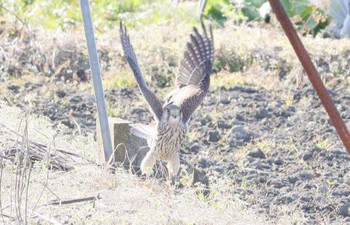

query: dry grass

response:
[0,102,272,224]
[2,14,350,96]
[98,18,350,93]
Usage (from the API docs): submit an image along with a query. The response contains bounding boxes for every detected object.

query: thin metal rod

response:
[196,0,207,20]
[80,0,113,160]
[268,0,350,155]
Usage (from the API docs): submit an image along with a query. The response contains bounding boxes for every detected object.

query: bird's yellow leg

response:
[167,153,180,185]
[141,150,156,176]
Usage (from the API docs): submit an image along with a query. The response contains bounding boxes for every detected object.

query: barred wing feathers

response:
[166,23,214,124]
[176,22,214,88]
[120,23,163,122]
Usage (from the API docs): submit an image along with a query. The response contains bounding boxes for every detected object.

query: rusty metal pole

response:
[268,0,350,155]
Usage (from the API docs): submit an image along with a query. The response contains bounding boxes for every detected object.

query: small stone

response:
[230,126,257,147]
[190,144,200,153]
[213,166,224,173]
[208,130,220,142]
[56,90,66,98]
[337,204,350,217]
[70,95,82,103]
[131,107,147,114]
[76,69,88,81]
[326,151,344,161]
[288,176,299,184]
[274,181,286,189]
[7,85,20,93]
[236,114,244,121]
[200,117,211,126]
[232,119,244,125]
[253,160,262,169]
[244,157,255,165]
[248,148,266,159]
[220,98,230,105]
[318,185,328,193]
[178,164,209,194]
[278,196,294,204]
[299,170,314,181]
[25,82,42,90]
[327,162,333,167]
[300,203,312,212]
[226,162,236,171]
[217,120,232,129]
[303,153,313,161]
[256,108,269,119]
[304,184,316,190]
[62,119,74,129]
[198,158,215,168]
[259,177,267,183]
[254,161,271,170]
[273,158,283,165]
[300,196,312,202]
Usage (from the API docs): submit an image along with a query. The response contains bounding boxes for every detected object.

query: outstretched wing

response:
[176,22,214,88]
[166,23,214,124]
[120,22,163,123]
[130,123,156,149]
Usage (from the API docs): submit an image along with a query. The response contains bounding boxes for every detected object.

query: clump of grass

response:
[211,72,256,89]
[315,135,334,150]
[106,100,129,117]
[104,71,136,89]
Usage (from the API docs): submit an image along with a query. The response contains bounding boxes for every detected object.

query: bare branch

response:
[47,195,101,206]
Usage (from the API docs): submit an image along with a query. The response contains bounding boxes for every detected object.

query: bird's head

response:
[162,104,182,126]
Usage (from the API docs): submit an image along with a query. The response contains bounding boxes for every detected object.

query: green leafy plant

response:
[325,179,337,188]
[1,0,190,31]
[204,0,330,37]
[204,0,234,26]
[280,0,330,36]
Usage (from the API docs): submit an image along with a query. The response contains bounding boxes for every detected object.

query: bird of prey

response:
[120,22,214,180]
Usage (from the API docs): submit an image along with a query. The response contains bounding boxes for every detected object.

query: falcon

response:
[119,22,214,180]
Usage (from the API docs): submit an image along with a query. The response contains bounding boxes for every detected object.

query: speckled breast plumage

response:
[153,121,186,161]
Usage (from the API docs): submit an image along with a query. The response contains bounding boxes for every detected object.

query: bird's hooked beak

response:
[165,108,182,126]
[168,112,180,125]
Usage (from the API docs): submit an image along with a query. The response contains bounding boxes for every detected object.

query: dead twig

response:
[0,123,100,169]
[29,136,57,219]
[14,110,32,224]
[0,203,11,212]
[47,195,101,206]
[0,157,5,224]
[0,213,15,221]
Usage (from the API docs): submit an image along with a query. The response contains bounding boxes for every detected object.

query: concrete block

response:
[96,117,153,173]
[96,117,209,188]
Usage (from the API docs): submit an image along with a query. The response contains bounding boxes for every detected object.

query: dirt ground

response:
[1,15,350,224]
